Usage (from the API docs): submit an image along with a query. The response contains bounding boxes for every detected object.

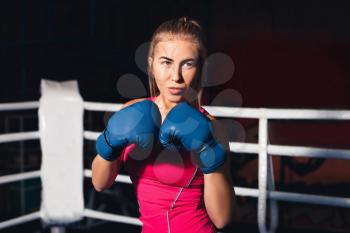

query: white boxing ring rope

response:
[0,101,39,111]
[0,101,42,230]
[1,86,350,233]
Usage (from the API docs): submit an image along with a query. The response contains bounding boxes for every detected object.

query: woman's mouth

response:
[168,87,185,95]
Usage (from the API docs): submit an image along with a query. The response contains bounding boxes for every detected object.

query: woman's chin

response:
[169,95,199,104]
[169,96,184,103]
[164,94,184,103]
[160,92,197,104]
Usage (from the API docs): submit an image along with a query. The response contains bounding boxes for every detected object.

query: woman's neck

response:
[154,95,199,122]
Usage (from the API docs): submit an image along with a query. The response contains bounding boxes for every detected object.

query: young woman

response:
[92,17,235,233]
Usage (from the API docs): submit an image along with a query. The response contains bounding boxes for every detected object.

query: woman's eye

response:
[161,61,171,66]
[183,61,195,69]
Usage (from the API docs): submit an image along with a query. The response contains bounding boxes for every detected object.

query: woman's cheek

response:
[160,67,170,78]
[154,76,167,93]
[184,69,198,85]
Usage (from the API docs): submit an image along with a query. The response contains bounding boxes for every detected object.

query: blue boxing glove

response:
[159,102,226,174]
[96,100,161,161]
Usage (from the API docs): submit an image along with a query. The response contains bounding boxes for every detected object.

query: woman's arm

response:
[92,155,122,191]
[91,98,145,192]
[204,119,235,229]
[204,158,235,229]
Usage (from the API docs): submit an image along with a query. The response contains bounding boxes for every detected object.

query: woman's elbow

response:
[93,186,104,192]
[210,203,234,229]
[212,215,232,230]
[92,182,104,192]
[92,183,106,192]
[91,155,120,192]
[92,176,113,192]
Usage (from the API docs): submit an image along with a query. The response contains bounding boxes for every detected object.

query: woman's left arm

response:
[204,119,235,229]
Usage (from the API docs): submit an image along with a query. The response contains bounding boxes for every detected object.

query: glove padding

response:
[159,102,226,174]
[96,100,161,161]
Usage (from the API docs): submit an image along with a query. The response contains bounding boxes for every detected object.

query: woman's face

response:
[149,39,200,104]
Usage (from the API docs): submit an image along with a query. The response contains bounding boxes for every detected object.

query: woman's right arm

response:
[91,98,146,192]
[91,155,122,192]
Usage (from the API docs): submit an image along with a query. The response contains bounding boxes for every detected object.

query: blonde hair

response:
[147,17,207,105]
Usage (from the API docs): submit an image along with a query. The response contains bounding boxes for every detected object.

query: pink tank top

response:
[121,97,216,233]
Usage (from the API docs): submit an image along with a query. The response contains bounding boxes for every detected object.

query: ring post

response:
[38,79,84,227]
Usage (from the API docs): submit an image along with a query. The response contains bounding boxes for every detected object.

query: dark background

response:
[1,0,350,233]
[1,0,349,108]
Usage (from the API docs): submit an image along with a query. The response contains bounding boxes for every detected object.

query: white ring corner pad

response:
[39,79,84,225]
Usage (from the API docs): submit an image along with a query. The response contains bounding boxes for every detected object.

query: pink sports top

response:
[120,96,216,233]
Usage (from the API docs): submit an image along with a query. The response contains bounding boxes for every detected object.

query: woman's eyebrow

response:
[159,56,173,61]
[183,58,197,62]
[159,56,197,62]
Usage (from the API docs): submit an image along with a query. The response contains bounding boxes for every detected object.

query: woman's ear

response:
[147,57,154,79]
[148,57,153,68]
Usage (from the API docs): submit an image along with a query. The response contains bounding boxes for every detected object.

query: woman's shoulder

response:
[199,106,216,121]
[206,113,216,121]
[121,97,153,109]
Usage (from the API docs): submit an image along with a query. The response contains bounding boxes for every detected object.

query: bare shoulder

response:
[206,114,216,121]
[121,98,147,109]
[200,106,216,121]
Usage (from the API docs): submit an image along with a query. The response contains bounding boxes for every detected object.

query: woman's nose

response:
[170,66,182,82]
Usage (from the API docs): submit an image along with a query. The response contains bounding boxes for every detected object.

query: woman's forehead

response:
[154,39,199,59]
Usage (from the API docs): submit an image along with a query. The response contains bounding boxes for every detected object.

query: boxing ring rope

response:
[1,89,350,232]
[0,102,41,230]
[0,170,41,185]
[0,101,39,111]
[0,131,40,143]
